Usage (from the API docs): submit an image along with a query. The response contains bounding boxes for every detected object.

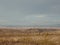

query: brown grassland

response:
[0,28,60,45]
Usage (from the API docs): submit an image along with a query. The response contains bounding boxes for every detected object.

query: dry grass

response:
[0,28,60,45]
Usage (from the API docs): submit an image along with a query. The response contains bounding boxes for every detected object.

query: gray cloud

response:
[0,0,60,27]
[0,0,60,15]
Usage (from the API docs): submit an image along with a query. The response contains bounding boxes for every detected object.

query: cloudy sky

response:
[0,0,60,27]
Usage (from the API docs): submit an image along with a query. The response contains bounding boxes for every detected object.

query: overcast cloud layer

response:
[0,0,60,27]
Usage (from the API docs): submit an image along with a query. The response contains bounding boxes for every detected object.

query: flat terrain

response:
[0,28,60,45]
